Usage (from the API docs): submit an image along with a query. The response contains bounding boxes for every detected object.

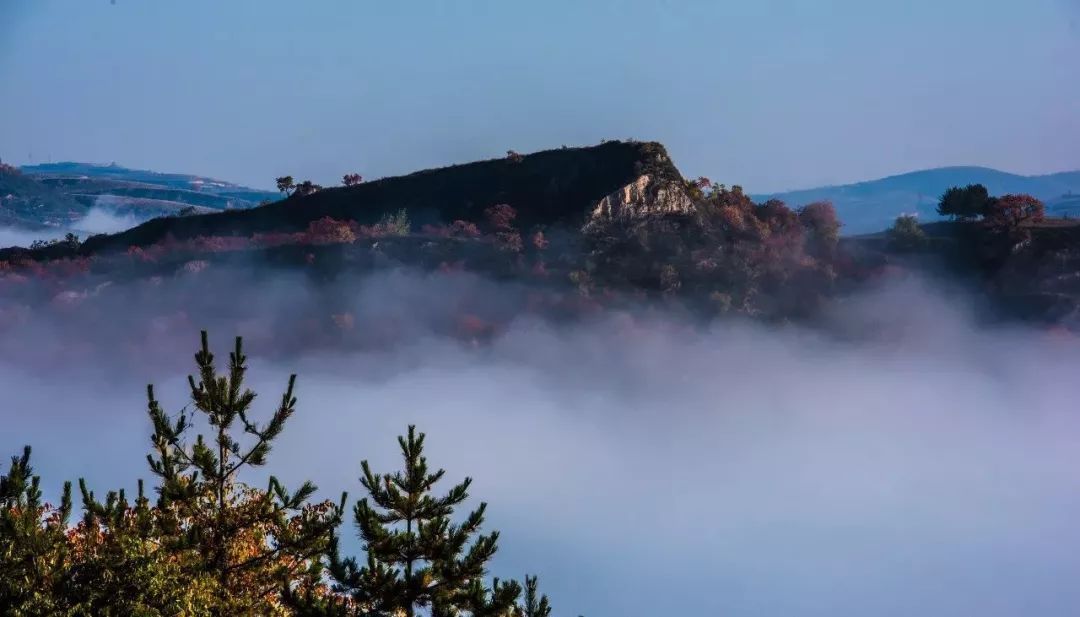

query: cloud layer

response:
[2,270,1079,616]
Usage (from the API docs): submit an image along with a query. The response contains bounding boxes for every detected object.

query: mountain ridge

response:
[16,156,1080,237]
[17,140,688,257]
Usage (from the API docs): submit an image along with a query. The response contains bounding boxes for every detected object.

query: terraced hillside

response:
[0,164,87,228]
[22,162,279,220]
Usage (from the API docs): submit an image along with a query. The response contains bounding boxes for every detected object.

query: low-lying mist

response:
[0,207,145,249]
[3,267,1079,616]
[73,206,145,236]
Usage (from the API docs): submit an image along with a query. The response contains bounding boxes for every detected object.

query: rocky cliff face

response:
[586,172,696,228]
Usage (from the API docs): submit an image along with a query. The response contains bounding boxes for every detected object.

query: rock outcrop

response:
[587,173,696,228]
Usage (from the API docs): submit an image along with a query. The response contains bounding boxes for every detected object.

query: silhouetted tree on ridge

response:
[937,184,991,221]
[277,175,297,197]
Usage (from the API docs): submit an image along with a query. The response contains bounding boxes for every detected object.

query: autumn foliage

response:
[0,333,556,616]
[11,171,1061,335]
[984,193,1045,230]
[586,183,843,317]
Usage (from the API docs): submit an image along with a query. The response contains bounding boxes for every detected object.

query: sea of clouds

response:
[2,269,1079,616]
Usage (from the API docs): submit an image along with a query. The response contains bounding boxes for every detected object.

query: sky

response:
[1,0,1078,193]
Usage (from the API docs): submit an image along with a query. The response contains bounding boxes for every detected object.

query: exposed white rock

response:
[586,174,695,229]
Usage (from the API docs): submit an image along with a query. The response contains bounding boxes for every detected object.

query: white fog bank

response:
[3,276,1080,616]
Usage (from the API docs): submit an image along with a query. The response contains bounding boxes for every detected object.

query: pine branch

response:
[227,374,297,477]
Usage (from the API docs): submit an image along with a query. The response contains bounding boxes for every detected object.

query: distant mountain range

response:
[0,161,279,231]
[754,166,1080,234]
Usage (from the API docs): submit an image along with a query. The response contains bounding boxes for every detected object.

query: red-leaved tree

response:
[484,204,517,232]
[985,194,1045,230]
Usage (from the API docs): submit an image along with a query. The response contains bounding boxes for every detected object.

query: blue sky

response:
[1,0,1078,192]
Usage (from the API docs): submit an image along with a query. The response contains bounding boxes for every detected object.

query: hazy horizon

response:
[13,154,1080,197]
[2,0,1078,194]
[4,3,1080,615]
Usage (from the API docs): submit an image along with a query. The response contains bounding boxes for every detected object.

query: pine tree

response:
[355,425,503,616]
[0,446,72,614]
[2,334,566,616]
[519,576,552,617]
[141,330,343,615]
[291,425,553,617]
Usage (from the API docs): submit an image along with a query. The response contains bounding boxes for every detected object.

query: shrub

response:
[887,214,928,251]
[376,208,410,236]
[495,231,523,253]
[306,217,357,244]
[451,220,481,238]
[294,180,322,197]
[756,199,800,235]
[659,264,681,293]
[484,204,518,233]
[798,201,841,255]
